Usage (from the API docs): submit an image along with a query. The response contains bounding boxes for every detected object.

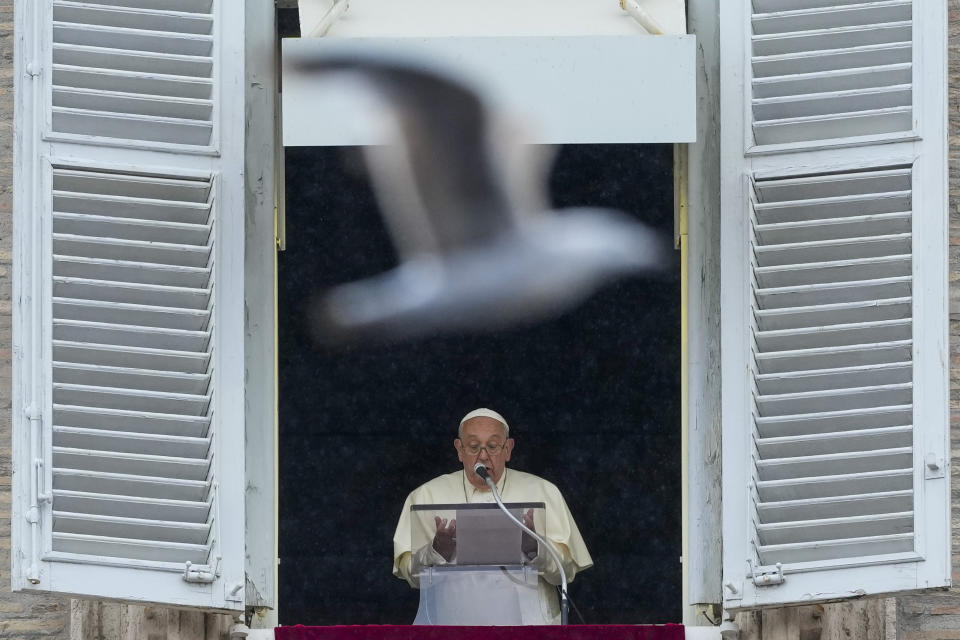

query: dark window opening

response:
[278,144,681,624]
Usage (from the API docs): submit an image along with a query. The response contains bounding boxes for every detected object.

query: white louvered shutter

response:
[12,0,247,610]
[720,0,949,608]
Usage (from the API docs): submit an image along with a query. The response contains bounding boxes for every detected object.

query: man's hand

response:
[521,508,538,559]
[432,516,457,562]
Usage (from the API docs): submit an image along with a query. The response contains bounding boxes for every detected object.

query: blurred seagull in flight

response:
[298,55,671,341]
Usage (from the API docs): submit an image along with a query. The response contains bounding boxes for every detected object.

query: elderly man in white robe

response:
[393,408,593,625]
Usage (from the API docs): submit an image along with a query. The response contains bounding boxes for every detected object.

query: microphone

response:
[473,461,570,624]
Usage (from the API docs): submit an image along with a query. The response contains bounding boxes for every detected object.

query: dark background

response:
[278,143,681,624]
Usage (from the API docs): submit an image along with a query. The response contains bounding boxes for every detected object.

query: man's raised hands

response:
[432,516,457,562]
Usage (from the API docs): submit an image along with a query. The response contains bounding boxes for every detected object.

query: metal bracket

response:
[225,581,244,603]
[183,558,219,584]
[749,560,785,587]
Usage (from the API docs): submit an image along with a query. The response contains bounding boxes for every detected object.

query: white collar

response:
[462,467,507,500]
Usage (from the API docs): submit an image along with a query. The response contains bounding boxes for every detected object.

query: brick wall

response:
[0,0,71,637]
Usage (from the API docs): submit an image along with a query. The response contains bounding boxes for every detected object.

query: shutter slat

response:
[54,235,211,268]
[53,2,212,35]
[53,447,211,480]
[54,469,209,501]
[53,23,212,57]
[757,490,913,523]
[753,189,911,223]
[53,362,210,394]
[756,468,913,502]
[53,43,212,77]
[54,192,212,222]
[53,66,212,99]
[755,233,911,267]
[753,85,911,121]
[53,489,211,522]
[53,342,209,373]
[755,340,911,373]
[757,425,913,458]
[53,88,212,122]
[52,383,211,415]
[752,2,911,37]
[58,0,213,12]
[756,405,912,439]
[53,212,212,245]
[756,447,912,481]
[53,169,211,201]
[53,426,210,459]
[755,255,911,288]
[755,212,911,244]
[53,299,210,331]
[53,320,211,352]
[752,63,911,99]
[757,511,913,546]
[757,533,914,564]
[756,362,912,395]
[752,23,912,58]
[53,277,210,309]
[53,511,211,545]
[753,107,912,145]
[753,42,911,77]
[52,532,209,563]
[754,0,903,12]
[54,405,209,438]
[755,318,911,351]
[756,383,913,415]
[53,256,210,288]
[755,277,912,309]
[756,297,911,331]
[52,108,213,147]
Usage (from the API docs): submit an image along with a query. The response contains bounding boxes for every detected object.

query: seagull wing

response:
[297,57,525,256]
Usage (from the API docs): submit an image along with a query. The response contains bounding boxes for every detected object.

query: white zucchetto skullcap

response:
[459,408,509,435]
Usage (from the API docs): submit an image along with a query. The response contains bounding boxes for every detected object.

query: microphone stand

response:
[478,467,569,625]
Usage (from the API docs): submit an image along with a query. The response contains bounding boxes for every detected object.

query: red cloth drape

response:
[275,625,685,640]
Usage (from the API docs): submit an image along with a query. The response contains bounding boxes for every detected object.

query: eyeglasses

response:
[460,441,506,456]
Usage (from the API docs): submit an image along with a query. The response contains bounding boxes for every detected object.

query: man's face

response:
[455,416,514,486]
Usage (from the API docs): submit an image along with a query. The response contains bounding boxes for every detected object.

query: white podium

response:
[410,503,549,625]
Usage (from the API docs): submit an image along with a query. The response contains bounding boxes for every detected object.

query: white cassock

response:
[393,468,593,624]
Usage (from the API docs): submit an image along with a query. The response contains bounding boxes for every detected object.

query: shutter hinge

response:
[749,560,784,587]
[183,557,220,584]
[26,62,41,78]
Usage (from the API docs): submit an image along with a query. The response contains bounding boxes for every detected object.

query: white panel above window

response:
[48,0,216,151]
[748,0,914,151]
[297,0,687,38]
[282,35,696,146]
[720,0,948,609]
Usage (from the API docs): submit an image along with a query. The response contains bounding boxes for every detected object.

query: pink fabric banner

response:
[276,625,685,640]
